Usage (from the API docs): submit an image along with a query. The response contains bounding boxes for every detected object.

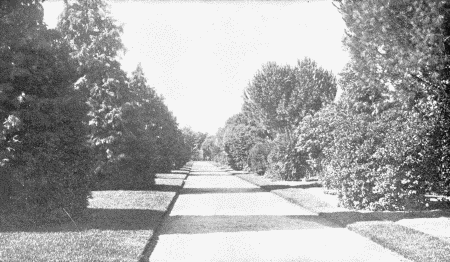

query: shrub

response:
[223,124,258,170]
[296,104,342,181]
[248,142,271,175]
[265,135,300,180]
[3,96,93,222]
[334,0,450,209]
[324,108,440,210]
[0,1,93,223]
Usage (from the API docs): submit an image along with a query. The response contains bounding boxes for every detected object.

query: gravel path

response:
[149,162,410,262]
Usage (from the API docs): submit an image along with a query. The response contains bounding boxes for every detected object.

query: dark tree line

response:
[0,0,192,224]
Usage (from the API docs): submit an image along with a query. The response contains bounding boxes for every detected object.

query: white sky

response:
[43,0,348,135]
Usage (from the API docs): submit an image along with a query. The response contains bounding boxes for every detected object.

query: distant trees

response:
[210,58,335,177]
[201,136,221,161]
[181,127,207,161]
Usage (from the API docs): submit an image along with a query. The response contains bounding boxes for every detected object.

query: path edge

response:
[228,167,414,262]
[137,164,192,262]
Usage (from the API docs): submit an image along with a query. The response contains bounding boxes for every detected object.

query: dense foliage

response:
[57,0,191,190]
[243,58,337,179]
[212,1,449,211]
[326,0,450,210]
[209,127,229,165]
[181,127,207,161]
[57,0,129,185]
[248,142,271,175]
[295,103,341,182]
[201,136,221,161]
[0,0,92,221]
[0,0,192,223]
[292,0,450,210]
[244,58,336,137]
[221,113,267,170]
[99,65,190,189]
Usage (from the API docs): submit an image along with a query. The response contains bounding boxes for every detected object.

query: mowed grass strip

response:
[0,189,177,262]
[348,221,450,262]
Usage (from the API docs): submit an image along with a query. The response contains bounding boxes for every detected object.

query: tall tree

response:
[337,0,447,113]
[98,63,188,188]
[0,0,92,221]
[57,0,129,176]
[243,58,336,178]
[244,58,336,141]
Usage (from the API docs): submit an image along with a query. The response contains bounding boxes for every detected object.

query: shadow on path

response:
[260,183,322,191]
[189,171,231,176]
[161,214,340,234]
[181,187,266,194]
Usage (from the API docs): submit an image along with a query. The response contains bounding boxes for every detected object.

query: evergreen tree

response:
[0,0,92,221]
[57,0,129,177]
[125,64,183,172]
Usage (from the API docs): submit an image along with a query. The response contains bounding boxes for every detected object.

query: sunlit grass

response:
[349,221,450,262]
[0,188,177,262]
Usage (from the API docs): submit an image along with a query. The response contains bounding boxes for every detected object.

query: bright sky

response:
[43,0,348,135]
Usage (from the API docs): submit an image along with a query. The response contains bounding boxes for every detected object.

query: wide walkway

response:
[149,162,409,262]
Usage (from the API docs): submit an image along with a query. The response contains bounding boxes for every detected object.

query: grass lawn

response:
[349,221,450,262]
[235,171,450,262]
[0,187,179,262]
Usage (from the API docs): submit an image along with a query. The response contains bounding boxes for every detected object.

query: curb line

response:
[137,166,192,262]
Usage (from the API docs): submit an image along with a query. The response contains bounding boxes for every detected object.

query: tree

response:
[295,103,344,182]
[220,113,268,170]
[243,58,337,179]
[57,0,130,177]
[338,0,450,193]
[201,136,221,161]
[244,58,336,140]
[0,0,92,222]
[223,124,258,170]
[181,127,207,160]
[317,0,450,209]
[210,127,229,165]
[337,0,447,112]
[248,142,272,175]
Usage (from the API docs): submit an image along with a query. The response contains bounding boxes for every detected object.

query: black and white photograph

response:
[1,0,450,261]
